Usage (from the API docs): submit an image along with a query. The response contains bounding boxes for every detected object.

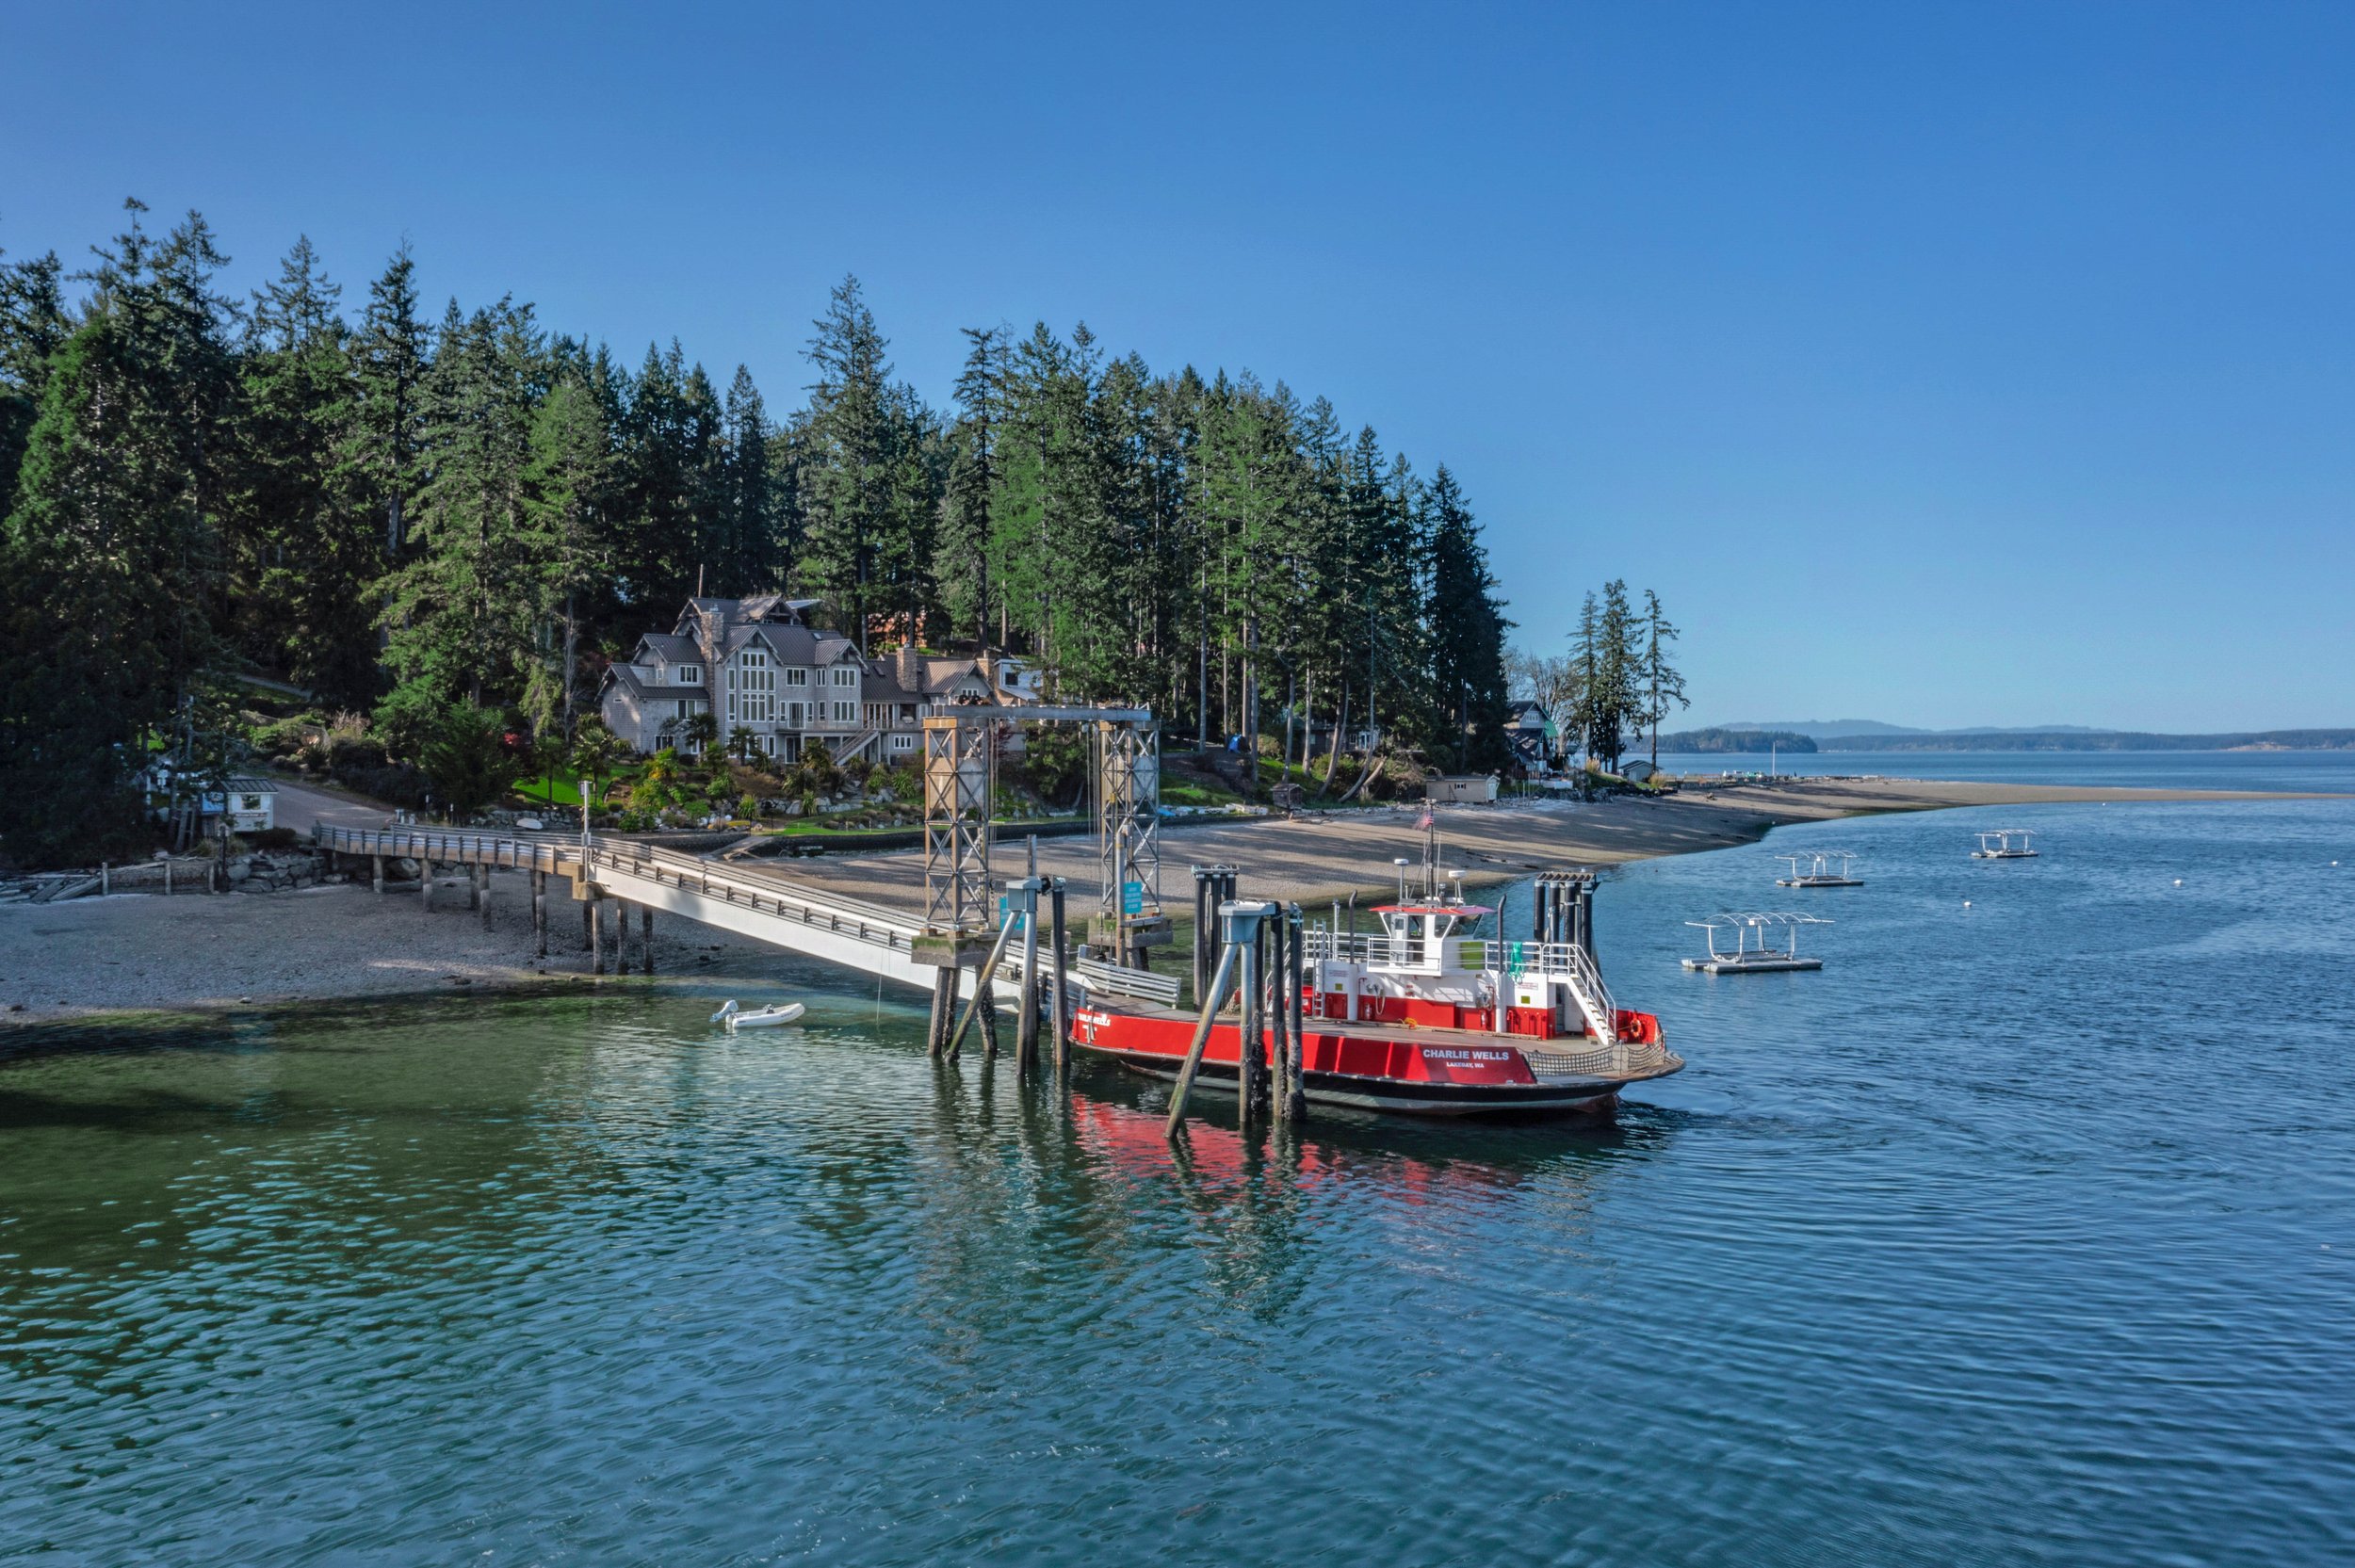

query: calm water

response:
[7,785,2355,1564]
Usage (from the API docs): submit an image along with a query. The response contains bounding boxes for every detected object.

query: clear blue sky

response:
[6,1,2350,731]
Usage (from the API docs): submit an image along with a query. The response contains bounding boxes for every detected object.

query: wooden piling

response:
[422,864,433,913]
[1049,881,1070,1075]
[469,863,482,913]
[641,906,654,976]
[1017,906,1041,1076]
[590,897,603,974]
[1164,942,1241,1138]
[945,915,1019,1062]
[532,870,547,958]
[372,853,384,894]
[928,964,961,1059]
[979,974,1002,1062]
[478,865,492,929]
[1284,902,1307,1123]
[580,891,593,953]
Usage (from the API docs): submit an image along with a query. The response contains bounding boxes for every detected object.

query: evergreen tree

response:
[717,364,773,591]
[379,297,547,712]
[1638,587,1688,768]
[1421,466,1514,772]
[521,374,613,737]
[941,325,1005,644]
[0,207,232,863]
[0,247,70,514]
[347,243,430,560]
[226,236,382,705]
[799,275,895,649]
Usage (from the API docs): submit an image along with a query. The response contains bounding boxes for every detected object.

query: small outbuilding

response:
[1425,774,1499,804]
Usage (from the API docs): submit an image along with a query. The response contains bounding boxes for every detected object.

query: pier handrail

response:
[308,823,1075,985]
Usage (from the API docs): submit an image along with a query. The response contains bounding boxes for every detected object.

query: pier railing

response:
[309,824,1054,992]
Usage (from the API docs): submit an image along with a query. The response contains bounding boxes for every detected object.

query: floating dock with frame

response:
[1775,850,1863,888]
[1972,829,2039,860]
[1682,912,1830,974]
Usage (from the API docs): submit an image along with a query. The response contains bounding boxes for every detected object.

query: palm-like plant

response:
[569,720,629,830]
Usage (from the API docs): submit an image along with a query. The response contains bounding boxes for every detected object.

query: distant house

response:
[1507,700,1557,774]
[596,594,1041,764]
[146,768,277,832]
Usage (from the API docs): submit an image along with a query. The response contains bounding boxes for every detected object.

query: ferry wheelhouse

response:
[1069,857,1680,1116]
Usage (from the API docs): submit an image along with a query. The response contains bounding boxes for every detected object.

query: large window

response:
[784,667,808,687]
[829,666,856,688]
[786,701,804,729]
[739,650,773,722]
[677,664,701,685]
[832,701,855,723]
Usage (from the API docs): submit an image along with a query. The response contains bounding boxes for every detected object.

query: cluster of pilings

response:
[345,849,657,978]
[1534,869,1598,958]
[920,872,1072,1080]
[1165,865,1308,1137]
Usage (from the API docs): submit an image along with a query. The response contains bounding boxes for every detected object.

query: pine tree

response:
[1421,466,1514,772]
[347,243,430,561]
[521,374,612,737]
[1638,588,1688,768]
[227,236,382,706]
[0,204,234,863]
[941,325,1004,644]
[0,247,70,515]
[380,297,547,713]
[799,275,895,649]
[718,364,773,591]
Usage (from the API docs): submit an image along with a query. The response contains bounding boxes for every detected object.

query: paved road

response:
[269,781,400,834]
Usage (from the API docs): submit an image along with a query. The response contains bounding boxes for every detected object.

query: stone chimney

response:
[895,643,922,695]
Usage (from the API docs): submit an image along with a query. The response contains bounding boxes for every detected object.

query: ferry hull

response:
[1081,1044,1627,1115]
[1068,1001,1681,1119]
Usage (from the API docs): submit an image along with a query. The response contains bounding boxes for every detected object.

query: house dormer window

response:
[678,664,701,685]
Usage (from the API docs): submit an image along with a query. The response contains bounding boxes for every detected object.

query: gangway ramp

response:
[310,825,1040,994]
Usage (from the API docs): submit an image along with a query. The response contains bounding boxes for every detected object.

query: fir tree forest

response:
[0,202,1648,865]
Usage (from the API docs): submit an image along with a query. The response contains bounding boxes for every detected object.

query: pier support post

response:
[372,854,384,894]
[944,916,1019,1064]
[1164,899,1269,1138]
[979,971,1002,1062]
[422,864,434,913]
[1244,914,1270,1118]
[478,865,492,930]
[927,964,961,1059]
[1283,902,1307,1123]
[1009,878,1044,1076]
[532,870,547,958]
[468,863,482,913]
[1049,880,1069,1075]
[580,890,593,954]
[641,906,654,976]
[590,896,603,975]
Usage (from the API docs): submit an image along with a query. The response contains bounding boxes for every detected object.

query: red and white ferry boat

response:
[1070,856,1681,1116]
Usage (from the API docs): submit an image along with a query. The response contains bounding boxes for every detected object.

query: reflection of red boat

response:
[1073,863,1681,1117]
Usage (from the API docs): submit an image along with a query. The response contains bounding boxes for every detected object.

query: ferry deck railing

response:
[1303,930,1619,1043]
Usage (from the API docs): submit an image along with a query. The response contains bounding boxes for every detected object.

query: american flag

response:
[1416,808,1435,831]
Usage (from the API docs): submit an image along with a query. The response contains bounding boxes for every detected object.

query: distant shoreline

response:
[1659,732,2355,754]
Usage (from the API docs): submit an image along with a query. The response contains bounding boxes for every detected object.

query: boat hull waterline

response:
[1069,1001,1682,1117]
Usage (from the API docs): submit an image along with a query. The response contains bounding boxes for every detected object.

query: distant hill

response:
[1719,719,1925,739]
[1819,728,2355,752]
[1655,727,1820,754]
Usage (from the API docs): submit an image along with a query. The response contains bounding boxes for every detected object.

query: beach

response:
[0,776,2318,1027]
